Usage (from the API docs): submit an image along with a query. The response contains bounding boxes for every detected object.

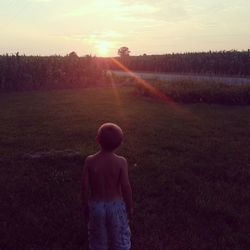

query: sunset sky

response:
[0,0,250,56]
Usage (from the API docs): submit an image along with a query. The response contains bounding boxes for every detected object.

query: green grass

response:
[139,79,250,105]
[110,73,250,105]
[0,87,250,250]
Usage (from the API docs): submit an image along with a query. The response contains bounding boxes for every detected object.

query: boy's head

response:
[97,123,123,151]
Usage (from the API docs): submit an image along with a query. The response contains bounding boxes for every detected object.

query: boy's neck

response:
[100,149,114,154]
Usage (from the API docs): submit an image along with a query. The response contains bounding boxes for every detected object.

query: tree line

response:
[0,50,249,91]
[0,52,103,91]
[100,50,250,76]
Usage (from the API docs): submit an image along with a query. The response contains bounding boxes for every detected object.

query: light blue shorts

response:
[88,200,131,250]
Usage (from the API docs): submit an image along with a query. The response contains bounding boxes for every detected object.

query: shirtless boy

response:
[82,123,133,250]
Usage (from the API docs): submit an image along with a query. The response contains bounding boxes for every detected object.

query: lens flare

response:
[110,58,199,121]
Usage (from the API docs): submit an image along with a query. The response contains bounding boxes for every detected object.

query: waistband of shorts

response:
[89,199,125,206]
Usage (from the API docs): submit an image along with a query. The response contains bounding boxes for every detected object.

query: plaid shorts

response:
[88,200,131,250]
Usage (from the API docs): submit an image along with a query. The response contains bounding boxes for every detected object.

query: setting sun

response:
[96,41,112,56]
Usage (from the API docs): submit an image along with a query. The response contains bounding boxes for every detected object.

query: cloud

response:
[28,0,53,2]
[49,30,124,50]
[86,30,124,40]
[118,0,189,23]
[49,34,84,41]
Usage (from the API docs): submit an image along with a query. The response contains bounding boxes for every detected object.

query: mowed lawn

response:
[0,87,250,250]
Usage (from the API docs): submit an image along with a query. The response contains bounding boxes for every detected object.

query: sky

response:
[0,0,250,56]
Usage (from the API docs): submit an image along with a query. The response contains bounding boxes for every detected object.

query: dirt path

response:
[111,70,250,84]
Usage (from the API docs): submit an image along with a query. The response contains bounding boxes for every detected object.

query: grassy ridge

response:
[0,87,250,249]
[110,74,250,105]
[136,80,250,105]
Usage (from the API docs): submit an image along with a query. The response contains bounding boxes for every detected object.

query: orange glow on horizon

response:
[96,41,112,56]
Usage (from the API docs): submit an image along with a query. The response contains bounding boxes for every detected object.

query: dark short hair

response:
[97,123,123,151]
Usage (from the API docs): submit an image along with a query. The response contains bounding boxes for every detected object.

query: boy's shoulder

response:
[115,154,127,163]
[114,154,128,170]
[85,154,97,164]
[85,154,95,160]
[85,153,127,165]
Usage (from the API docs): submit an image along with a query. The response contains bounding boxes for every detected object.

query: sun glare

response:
[96,41,112,56]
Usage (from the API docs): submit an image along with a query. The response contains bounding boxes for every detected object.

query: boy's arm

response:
[120,158,133,220]
[82,156,91,221]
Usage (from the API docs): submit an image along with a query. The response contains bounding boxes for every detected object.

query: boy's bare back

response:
[85,151,129,202]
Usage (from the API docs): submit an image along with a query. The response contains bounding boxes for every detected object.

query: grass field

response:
[0,86,250,250]
[110,73,250,105]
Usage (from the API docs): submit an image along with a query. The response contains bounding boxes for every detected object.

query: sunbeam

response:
[111,58,175,104]
[108,70,127,121]
[110,58,199,121]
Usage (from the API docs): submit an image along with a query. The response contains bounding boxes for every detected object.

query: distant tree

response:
[68,51,78,58]
[118,47,130,57]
